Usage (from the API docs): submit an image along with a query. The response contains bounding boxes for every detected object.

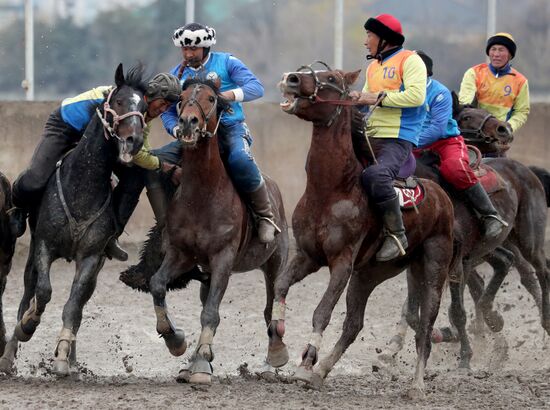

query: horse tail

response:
[529,166,550,207]
[119,223,193,292]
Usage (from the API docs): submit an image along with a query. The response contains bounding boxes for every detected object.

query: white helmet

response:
[172,23,216,48]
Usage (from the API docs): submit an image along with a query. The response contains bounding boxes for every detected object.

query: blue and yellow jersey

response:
[60,86,112,132]
[363,48,427,145]
[459,63,530,132]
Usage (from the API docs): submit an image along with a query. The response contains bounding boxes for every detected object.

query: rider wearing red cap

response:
[350,14,427,262]
[459,33,530,133]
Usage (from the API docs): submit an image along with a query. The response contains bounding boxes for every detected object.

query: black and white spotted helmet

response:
[172,23,216,48]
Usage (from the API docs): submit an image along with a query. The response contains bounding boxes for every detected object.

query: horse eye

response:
[115,98,123,106]
[208,96,215,103]
[328,76,335,82]
[463,116,471,121]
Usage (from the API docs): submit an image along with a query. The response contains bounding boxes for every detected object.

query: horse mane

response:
[124,63,149,95]
[181,77,232,115]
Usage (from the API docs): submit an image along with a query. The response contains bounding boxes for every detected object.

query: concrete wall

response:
[1,101,548,243]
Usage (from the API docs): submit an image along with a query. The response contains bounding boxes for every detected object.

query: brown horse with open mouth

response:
[269,62,455,398]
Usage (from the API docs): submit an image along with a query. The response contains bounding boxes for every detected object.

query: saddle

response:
[468,145,505,194]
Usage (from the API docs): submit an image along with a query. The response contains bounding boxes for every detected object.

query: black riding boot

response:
[7,207,27,238]
[146,186,168,227]
[463,182,508,240]
[245,181,281,244]
[376,196,408,262]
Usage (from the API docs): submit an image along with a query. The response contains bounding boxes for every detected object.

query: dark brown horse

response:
[0,64,147,376]
[148,78,288,384]
[269,64,455,397]
[0,173,16,357]
[380,100,550,368]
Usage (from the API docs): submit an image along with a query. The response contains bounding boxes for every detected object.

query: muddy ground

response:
[0,241,549,409]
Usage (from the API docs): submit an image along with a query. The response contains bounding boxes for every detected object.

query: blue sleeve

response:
[160,64,182,136]
[418,89,452,147]
[226,56,264,101]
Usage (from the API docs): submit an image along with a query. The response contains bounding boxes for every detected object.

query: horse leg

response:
[477,247,515,332]
[150,246,191,358]
[0,271,7,356]
[378,269,418,363]
[0,240,38,373]
[466,267,486,336]
[267,250,320,368]
[13,240,53,343]
[449,274,473,369]
[378,295,410,364]
[187,251,233,385]
[505,242,543,313]
[407,242,447,400]
[294,252,354,384]
[314,271,374,387]
[52,253,104,376]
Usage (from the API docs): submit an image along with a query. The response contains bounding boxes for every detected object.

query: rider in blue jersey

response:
[154,22,279,243]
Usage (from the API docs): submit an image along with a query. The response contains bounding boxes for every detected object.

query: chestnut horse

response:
[269,63,455,397]
[380,100,550,368]
[148,78,288,384]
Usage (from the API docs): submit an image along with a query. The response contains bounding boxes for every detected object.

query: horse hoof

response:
[405,386,426,401]
[14,322,33,342]
[52,359,70,377]
[267,343,289,368]
[0,357,14,375]
[189,372,212,385]
[485,312,504,333]
[164,329,187,357]
[292,366,324,390]
[175,368,191,384]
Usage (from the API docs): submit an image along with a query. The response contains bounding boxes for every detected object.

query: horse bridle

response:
[292,61,350,127]
[456,111,498,144]
[96,87,146,142]
[177,83,223,139]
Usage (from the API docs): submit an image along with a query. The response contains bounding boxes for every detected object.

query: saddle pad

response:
[394,182,425,209]
[475,164,504,194]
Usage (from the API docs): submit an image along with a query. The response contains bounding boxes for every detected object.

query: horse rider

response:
[459,33,530,134]
[414,50,507,239]
[157,22,280,243]
[9,72,182,261]
[349,13,427,262]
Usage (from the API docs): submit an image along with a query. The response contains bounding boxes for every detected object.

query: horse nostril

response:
[287,74,300,86]
[497,125,508,135]
[190,116,199,126]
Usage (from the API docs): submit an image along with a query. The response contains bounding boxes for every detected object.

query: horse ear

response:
[115,63,125,87]
[213,77,221,90]
[344,69,361,86]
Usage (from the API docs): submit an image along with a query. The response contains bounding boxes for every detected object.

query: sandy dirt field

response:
[0,239,549,409]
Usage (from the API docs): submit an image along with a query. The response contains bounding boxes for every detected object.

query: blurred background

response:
[1,0,549,102]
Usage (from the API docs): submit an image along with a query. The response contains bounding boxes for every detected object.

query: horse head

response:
[279,61,360,125]
[176,78,231,147]
[98,63,147,163]
[451,91,513,155]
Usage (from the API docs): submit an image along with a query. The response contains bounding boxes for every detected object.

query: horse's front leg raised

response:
[186,249,234,385]
[0,240,38,374]
[150,246,191,357]
[267,249,320,368]
[52,253,105,376]
[294,251,354,385]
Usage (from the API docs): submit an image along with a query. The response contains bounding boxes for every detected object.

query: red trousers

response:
[414,136,478,190]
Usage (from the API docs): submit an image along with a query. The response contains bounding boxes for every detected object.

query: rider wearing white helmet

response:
[156,22,279,243]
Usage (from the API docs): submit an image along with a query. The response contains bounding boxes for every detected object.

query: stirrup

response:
[483,214,509,227]
[385,232,407,256]
[257,216,282,234]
